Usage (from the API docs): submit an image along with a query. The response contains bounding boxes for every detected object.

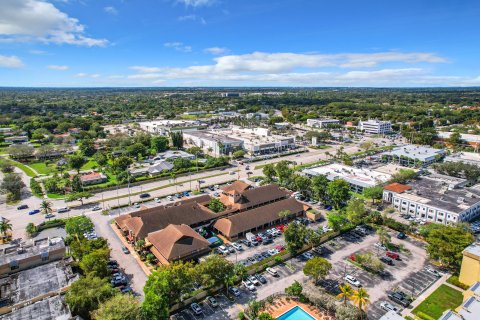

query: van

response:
[57,207,70,213]
[245,232,256,242]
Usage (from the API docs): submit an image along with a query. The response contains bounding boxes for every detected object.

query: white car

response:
[248,276,260,286]
[167,196,174,201]
[268,249,279,256]
[344,275,361,287]
[92,205,101,211]
[218,246,229,255]
[155,197,161,203]
[380,301,399,313]
[242,280,256,291]
[266,267,279,277]
[425,267,441,277]
[231,242,243,251]
[374,242,387,251]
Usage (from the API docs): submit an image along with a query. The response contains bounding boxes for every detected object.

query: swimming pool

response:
[277,306,316,320]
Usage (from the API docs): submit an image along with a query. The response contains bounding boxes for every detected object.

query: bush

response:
[447,275,469,290]
[30,178,43,197]
[383,217,408,232]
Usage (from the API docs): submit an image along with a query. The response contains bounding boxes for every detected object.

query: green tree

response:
[351,288,370,318]
[0,172,25,201]
[80,248,110,278]
[275,161,293,186]
[303,257,332,284]
[376,226,391,245]
[246,300,265,319]
[170,131,184,149]
[311,174,329,203]
[65,276,116,319]
[363,186,383,204]
[448,132,464,148]
[293,174,312,196]
[345,198,366,225]
[284,221,309,254]
[327,179,351,209]
[258,313,276,320]
[327,211,348,232]
[66,191,93,205]
[40,199,53,217]
[71,174,83,192]
[7,144,35,160]
[232,150,246,159]
[93,152,108,167]
[262,164,276,182]
[426,224,474,269]
[337,284,354,305]
[0,219,13,238]
[111,156,133,173]
[25,222,36,237]
[285,280,303,297]
[125,143,147,159]
[69,154,87,173]
[389,169,417,184]
[195,254,235,290]
[208,198,226,213]
[151,136,169,152]
[91,294,141,320]
[65,216,94,237]
[80,139,96,156]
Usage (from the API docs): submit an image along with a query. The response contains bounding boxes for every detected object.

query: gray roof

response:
[0,238,65,266]
[3,295,72,320]
[147,160,174,174]
[384,145,445,161]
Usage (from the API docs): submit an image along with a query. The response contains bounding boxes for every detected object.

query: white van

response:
[245,232,256,242]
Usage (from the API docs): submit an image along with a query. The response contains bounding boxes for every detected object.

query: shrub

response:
[447,275,470,290]
[30,178,43,197]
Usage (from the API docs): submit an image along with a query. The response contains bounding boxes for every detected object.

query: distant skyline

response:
[0,0,479,87]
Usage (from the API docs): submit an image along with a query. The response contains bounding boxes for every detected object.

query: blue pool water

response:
[277,306,316,320]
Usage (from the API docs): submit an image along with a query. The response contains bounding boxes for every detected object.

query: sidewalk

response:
[401,273,451,318]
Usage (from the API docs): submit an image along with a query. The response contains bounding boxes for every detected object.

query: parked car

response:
[380,301,399,313]
[17,204,28,210]
[243,280,256,291]
[247,257,256,264]
[248,275,260,286]
[231,242,243,251]
[255,273,267,284]
[229,287,241,297]
[241,240,252,247]
[218,246,229,255]
[386,251,400,260]
[121,246,129,254]
[225,244,235,253]
[424,267,441,277]
[266,267,279,277]
[190,302,203,315]
[206,296,218,308]
[302,252,314,260]
[167,195,174,201]
[92,205,101,211]
[155,197,161,203]
[380,256,394,265]
[268,249,279,256]
[387,291,410,307]
[374,242,387,251]
[45,213,55,219]
[397,232,406,239]
[28,209,40,215]
[139,193,150,199]
[121,287,133,294]
[344,275,361,287]
[57,207,70,213]
[251,239,259,246]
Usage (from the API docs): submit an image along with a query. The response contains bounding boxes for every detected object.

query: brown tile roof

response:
[214,197,306,238]
[384,183,412,193]
[147,224,210,261]
[221,180,252,194]
[220,184,288,210]
[115,195,215,239]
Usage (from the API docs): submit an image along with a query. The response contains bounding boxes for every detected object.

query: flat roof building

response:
[383,175,480,225]
[459,243,480,286]
[382,145,446,166]
[303,163,391,193]
[306,118,340,128]
[183,130,244,156]
[358,119,392,134]
[445,152,480,167]
[138,120,204,135]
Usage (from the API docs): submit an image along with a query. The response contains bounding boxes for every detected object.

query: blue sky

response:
[0,0,479,87]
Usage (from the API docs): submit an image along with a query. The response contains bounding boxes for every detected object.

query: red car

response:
[276,245,285,252]
[386,251,400,260]
[276,224,286,232]
[255,235,263,242]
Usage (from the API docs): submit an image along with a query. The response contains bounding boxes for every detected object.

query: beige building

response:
[459,243,480,286]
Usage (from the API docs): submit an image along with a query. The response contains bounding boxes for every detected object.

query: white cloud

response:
[125,50,453,86]
[104,6,118,15]
[0,0,108,47]
[204,47,229,55]
[75,73,100,78]
[164,42,192,52]
[0,55,24,68]
[47,64,68,70]
[29,49,48,55]
[176,0,216,7]
[178,15,196,21]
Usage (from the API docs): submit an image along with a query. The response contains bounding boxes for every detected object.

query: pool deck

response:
[264,297,333,320]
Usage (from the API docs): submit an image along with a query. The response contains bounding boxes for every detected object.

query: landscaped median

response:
[412,284,463,320]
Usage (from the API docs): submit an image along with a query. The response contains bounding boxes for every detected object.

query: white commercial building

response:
[183,131,244,157]
[138,120,203,135]
[303,163,391,193]
[358,119,392,134]
[382,145,446,167]
[383,174,480,225]
[307,118,340,128]
[445,152,480,166]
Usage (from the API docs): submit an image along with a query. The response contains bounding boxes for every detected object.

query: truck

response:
[246,232,256,242]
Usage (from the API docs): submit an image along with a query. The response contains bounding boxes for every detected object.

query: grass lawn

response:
[81,159,98,170]
[7,160,37,177]
[47,193,65,199]
[29,162,56,175]
[412,284,463,319]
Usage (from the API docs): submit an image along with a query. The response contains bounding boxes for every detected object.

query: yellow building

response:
[459,243,480,286]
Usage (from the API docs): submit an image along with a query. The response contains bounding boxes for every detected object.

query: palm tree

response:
[351,288,370,318]
[40,200,53,217]
[376,226,391,246]
[337,284,354,305]
[0,219,13,238]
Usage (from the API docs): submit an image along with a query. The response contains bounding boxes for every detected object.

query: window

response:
[10,260,18,270]
[41,251,49,261]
